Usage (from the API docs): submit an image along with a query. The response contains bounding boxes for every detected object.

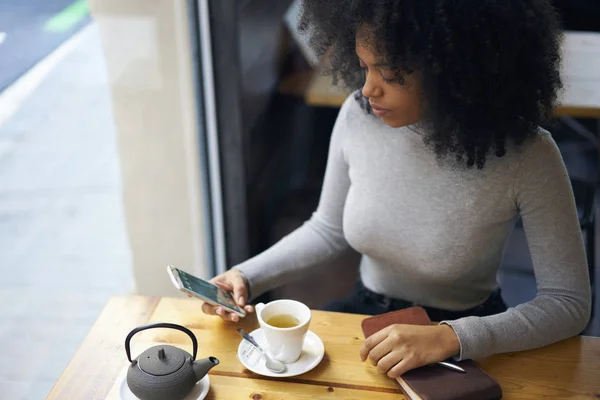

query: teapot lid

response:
[137,345,187,376]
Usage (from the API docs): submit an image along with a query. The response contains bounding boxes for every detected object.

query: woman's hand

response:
[360,324,460,378]
[199,268,254,322]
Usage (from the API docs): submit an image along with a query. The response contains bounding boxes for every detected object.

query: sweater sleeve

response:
[233,95,355,300]
[441,133,592,360]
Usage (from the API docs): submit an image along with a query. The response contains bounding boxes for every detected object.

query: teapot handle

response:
[125,322,198,363]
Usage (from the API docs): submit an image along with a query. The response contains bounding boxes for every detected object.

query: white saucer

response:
[119,374,210,400]
[237,328,325,378]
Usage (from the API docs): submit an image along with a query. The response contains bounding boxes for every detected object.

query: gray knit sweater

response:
[235,94,591,361]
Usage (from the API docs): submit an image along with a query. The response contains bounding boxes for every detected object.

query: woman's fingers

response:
[386,357,413,379]
[202,302,217,315]
[360,325,394,362]
[212,279,234,292]
[206,305,241,322]
[230,274,249,307]
[200,269,253,322]
[367,337,395,366]
[375,350,406,375]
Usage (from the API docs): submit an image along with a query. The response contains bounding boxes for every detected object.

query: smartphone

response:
[167,265,246,317]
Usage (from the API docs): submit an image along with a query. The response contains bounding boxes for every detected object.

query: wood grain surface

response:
[48,296,600,399]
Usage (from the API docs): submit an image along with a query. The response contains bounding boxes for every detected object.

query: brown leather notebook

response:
[361,307,503,400]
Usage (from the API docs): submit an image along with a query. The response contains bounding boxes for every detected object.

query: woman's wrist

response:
[438,324,461,359]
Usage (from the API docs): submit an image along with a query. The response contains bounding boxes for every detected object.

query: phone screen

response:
[176,268,244,314]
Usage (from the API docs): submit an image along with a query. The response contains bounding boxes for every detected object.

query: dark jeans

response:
[322,280,508,321]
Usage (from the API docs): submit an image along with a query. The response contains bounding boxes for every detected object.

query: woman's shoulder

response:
[505,127,569,186]
[513,127,561,165]
[478,127,561,179]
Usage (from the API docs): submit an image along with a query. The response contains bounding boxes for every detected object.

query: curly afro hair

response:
[298,0,564,168]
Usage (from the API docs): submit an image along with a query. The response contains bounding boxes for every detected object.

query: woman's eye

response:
[382,74,405,85]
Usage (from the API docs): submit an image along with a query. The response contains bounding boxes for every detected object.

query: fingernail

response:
[238,296,245,305]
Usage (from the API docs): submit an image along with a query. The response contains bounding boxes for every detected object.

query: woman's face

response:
[356,30,423,128]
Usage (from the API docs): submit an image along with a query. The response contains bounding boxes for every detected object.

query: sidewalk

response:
[0,22,133,399]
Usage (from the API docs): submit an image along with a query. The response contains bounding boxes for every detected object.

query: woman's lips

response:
[370,104,391,117]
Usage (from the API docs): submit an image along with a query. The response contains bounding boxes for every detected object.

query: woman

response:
[203,0,591,378]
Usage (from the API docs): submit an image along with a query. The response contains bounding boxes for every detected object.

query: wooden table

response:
[47,296,600,399]
[302,31,600,119]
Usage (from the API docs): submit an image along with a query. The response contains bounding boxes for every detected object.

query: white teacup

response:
[255,299,311,364]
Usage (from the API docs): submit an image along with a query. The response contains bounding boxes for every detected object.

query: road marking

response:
[0,24,94,129]
[44,0,89,33]
[0,32,6,45]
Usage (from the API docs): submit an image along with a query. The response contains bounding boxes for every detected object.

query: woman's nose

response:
[362,72,383,98]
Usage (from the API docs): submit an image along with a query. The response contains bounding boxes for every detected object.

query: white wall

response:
[89,0,210,296]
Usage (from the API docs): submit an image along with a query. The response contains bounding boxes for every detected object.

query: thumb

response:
[231,273,248,307]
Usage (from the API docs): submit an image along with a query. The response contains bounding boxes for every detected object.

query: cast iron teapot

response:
[125,322,219,400]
